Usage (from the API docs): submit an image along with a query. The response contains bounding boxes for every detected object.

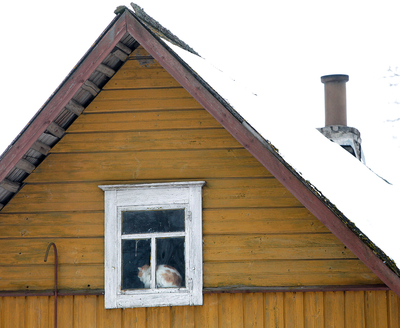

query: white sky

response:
[0,0,399,184]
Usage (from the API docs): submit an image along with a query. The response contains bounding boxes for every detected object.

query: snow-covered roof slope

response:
[167,41,400,269]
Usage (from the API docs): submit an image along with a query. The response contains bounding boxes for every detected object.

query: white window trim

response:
[99,181,205,309]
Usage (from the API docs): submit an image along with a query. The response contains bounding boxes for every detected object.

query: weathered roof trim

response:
[0,12,130,205]
[1,8,399,296]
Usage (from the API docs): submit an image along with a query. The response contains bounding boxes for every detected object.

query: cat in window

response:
[138,264,182,288]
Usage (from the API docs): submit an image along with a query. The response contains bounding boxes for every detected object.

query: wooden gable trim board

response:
[124,11,400,296]
[0,8,398,296]
[0,12,128,184]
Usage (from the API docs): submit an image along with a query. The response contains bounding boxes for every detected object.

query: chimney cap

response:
[321,74,349,83]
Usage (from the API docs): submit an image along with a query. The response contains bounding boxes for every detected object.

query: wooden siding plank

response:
[171,306,195,328]
[204,260,382,288]
[129,45,152,58]
[304,292,324,328]
[218,293,233,328]
[0,264,103,290]
[365,290,388,328]
[344,291,365,328]
[265,292,285,327]
[26,149,270,183]
[0,251,378,291]
[122,307,147,328]
[324,291,345,328]
[204,234,356,261]
[203,208,328,235]
[73,295,97,328]
[96,295,122,328]
[204,178,302,209]
[230,293,244,328]
[58,296,73,328]
[1,296,25,328]
[195,293,219,327]
[284,292,304,328]
[0,212,103,238]
[51,129,243,153]
[4,178,300,214]
[388,291,400,328]
[103,58,182,89]
[83,88,202,113]
[3,183,104,213]
[0,238,103,265]
[243,293,264,328]
[25,296,49,328]
[147,306,171,328]
[64,110,221,133]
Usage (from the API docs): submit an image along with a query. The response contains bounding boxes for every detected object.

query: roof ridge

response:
[130,3,200,56]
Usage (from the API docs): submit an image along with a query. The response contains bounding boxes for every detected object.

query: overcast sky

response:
[1,0,399,183]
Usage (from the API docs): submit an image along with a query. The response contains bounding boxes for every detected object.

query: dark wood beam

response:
[81,81,101,97]
[96,63,116,77]
[46,122,65,138]
[65,99,84,116]
[0,12,128,183]
[15,159,36,174]
[0,179,20,193]
[31,141,51,155]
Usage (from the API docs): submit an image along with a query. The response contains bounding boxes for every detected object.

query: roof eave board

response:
[0,12,128,183]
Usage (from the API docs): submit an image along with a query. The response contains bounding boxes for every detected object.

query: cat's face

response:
[138,264,150,279]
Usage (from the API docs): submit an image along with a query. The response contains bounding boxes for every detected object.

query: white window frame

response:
[99,181,205,309]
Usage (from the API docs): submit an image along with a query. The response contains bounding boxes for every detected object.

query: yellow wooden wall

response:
[0,291,399,327]
[0,46,382,291]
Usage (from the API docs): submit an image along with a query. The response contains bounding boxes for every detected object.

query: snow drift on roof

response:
[166,40,400,268]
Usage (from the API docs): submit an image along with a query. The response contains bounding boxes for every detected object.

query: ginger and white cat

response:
[138,264,182,288]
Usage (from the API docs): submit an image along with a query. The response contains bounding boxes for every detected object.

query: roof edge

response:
[0,12,128,185]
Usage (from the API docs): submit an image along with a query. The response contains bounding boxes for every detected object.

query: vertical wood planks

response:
[96,295,122,328]
[243,293,264,328]
[73,295,97,327]
[324,291,345,328]
[121,307,147,328]
[265,292,284,327]
[25,296,49,328]
[304,292,324,328]
[171,305,195,328]
[389,291,400,327]
[58,296,74,328]
[217,293,244,328]
[345,291,365,328]
[1,296,25,328]
[195,293,219,327]
[284,292,304,328]
[365,290,388,328]
[0,291,399,327]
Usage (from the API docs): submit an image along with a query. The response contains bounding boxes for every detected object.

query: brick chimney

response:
[317,74,364,161]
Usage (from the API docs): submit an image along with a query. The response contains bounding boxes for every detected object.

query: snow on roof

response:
[166,41,400,268]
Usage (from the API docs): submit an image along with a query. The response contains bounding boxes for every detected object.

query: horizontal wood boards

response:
[0,291,399,327]
[0,46,381,291]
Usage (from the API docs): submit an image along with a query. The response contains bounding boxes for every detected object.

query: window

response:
[99,181,205,308]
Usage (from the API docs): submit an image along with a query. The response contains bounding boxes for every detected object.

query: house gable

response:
[0,45,382,292]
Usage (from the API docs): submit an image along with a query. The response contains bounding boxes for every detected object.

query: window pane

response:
[156,237,185,288]
[122,209,185,234]
[122,239,150,290]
